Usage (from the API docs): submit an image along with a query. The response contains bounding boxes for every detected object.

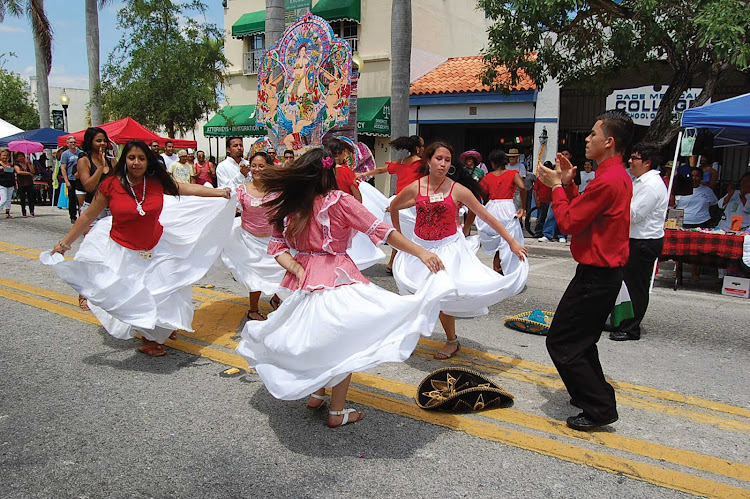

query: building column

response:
[533,78,561,172]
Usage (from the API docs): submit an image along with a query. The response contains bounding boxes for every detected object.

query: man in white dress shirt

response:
[610,143,668,341]
[216,137,250,189]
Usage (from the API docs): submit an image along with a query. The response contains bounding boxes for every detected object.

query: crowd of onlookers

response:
[0,147,58,218]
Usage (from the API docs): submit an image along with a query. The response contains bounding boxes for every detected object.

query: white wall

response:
[29,80,90,132]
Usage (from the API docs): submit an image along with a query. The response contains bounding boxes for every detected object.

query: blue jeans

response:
[543,205,566,240]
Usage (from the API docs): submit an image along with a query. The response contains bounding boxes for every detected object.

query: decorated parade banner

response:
[256,13,352,153]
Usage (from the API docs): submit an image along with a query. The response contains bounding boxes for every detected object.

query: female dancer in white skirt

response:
[220,151,284,320]
[327,137,386,269]
[391,142,530,359]
[235,148,454,428]
[477,149,527,274]
[356,135,425,273]
[41,140,236,357]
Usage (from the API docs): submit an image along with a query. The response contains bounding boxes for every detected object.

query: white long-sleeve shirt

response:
[630,169,668,239]
[216,156,250,189]
[716,190,750,232]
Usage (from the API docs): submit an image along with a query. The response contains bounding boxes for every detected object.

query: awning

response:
[204,105,266,137]
[231,11,265,38]
[357,97,390,136]
[311,0,361,22]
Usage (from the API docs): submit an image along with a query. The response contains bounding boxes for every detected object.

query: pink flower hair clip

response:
[322,156,334,169]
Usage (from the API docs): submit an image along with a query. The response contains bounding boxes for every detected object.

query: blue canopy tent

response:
[680,93,750,148]
[651,92,750,291]
[0,127,67,148]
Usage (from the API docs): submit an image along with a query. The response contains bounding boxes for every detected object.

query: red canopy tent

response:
[57,117,197,149]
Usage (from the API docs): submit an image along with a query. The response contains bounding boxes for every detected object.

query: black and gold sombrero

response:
[415,366,514,412]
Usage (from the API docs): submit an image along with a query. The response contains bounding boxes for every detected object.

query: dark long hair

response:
[248,151,272,165]
[390,135,422,155]
[422,141,484,202]
[326,136,355,156]
[115,140,179,198]
[263,148,337,236]
[81,127,110,154]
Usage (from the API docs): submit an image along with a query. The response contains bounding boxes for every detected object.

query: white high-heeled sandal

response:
[306,393,327,410]
[328,408,364,428]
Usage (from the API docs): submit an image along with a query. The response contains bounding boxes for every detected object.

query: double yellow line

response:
[1,240,750,497]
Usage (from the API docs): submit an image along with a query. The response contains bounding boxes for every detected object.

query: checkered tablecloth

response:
[661,229,745,259]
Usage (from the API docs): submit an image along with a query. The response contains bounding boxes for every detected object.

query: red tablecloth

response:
[661,229,745,259]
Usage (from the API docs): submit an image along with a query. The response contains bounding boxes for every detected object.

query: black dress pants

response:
[68,183,78,220]
[17,184,35,216]
[546,264,622,422]
[619,238,663,337]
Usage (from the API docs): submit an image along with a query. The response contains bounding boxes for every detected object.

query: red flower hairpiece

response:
[322,157,334,169]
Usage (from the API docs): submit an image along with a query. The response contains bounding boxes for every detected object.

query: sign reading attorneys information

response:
[605,86,705,126]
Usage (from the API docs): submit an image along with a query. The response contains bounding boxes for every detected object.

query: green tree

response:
[0,56,39,130]
[101,0,227,137]
[0,0,53,128]
[478,0,750,147]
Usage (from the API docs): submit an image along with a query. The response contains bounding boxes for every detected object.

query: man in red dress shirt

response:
[537,110,634,431]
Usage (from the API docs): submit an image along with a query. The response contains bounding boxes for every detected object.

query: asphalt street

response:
[1,204,749,498]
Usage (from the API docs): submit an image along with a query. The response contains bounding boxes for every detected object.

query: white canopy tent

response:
[0,118,23,139]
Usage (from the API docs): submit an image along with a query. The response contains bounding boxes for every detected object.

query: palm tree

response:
[265,0,285,48]
[86,0,108,126]
[390,0,411,194]
[0,0,52,128]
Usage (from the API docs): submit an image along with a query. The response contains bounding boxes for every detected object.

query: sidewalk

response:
[522,233,573,258]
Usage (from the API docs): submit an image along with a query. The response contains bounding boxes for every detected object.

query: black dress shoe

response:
[602,323,618,332]
[566,412,618,431]
[609,331,640,341]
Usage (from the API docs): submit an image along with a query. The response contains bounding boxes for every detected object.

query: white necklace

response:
[127,176,147,216]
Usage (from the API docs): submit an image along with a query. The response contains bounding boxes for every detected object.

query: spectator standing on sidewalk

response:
[216,137,250,190]
[61,136,81,223]
[161,140,179,168]
[610,143,667,342]
[537,109,634,431]
[0,148,15,218]
[532,161,553,238]
[14,152,37,217]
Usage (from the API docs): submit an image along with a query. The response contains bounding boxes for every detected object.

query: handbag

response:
[680,128,697,157]
[415,366,513,412]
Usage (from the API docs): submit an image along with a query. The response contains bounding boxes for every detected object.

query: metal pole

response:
[650,130,683,293]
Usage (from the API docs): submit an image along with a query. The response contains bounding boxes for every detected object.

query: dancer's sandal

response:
[433,339,460,360]
[327,408,364,428]
[78,295,91,311]
[269,296,282,311]
[138,344,166,357]
[169,331,178,341]
[246,310,267,321]
[306,393,328,411]
[385,267,393,275]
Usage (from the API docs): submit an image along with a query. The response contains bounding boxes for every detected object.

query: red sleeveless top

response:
[413,178,458,241]
[480,169,517,200]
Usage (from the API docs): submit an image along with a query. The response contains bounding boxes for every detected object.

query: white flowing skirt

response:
[40,194,237,343]
[236,272,456,400]
[476,199,526,276]
[394,231,528,318]
[221,219,285,296]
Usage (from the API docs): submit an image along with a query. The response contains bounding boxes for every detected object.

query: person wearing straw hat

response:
[506,148,526,211]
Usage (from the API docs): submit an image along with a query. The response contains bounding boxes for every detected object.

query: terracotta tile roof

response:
[410,56,536,95]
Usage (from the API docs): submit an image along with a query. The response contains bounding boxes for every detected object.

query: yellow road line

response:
[3,286,750,495]
[0,277,79,306]
[419,337,750,420]
[0,287,98,325]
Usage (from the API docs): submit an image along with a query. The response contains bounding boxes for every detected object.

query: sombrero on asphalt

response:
[504,309,555,336]
[415,366,514,412]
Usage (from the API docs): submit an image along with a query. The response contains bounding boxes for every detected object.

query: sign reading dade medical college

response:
[605,86,706,126]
